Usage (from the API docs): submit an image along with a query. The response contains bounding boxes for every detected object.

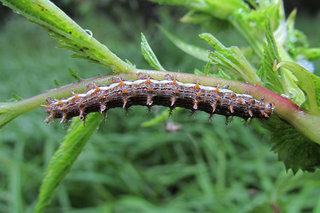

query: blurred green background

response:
[1,1,320,212]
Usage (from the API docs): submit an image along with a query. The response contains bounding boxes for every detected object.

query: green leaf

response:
[34,113,103,213]
[205,0,250,20]
[281,68,306,106]
[159,26,210,62]
[230,2,286,58]
[277,61,320,114]
[257,21,305,106]
[203,61,211,75]
[141,33,165,70]
[218,69,232,79]
[0,0,133,73]
[199,33,261,83]
[268,116,320,173]
[257,21,283,93]
[297,48,320,60]
[151,0,249,20]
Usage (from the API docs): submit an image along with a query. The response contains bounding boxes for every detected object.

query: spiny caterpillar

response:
[42,74,275,124]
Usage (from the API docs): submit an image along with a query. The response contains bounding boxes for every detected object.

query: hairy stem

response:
[1,69,319,144]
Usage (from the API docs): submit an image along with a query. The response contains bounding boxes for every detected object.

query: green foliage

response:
[141,33,165,70]
[257,21,305,106]
[153,0,320,172]
[268,116,320,173]
[159,26,209,62]
[298,48,320,60]
[0,14,150,212]
[257,21,283,93]
[276,61,320,114]
[0,0,133,73]
[200,33,260,83]
[34,113,103,213]
[1,0,320,212]
[150,0,250,20]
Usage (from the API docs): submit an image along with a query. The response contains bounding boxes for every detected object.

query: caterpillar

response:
[42,74,275,123]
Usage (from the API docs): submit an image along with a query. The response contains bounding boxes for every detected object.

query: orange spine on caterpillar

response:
[42,74,275,124]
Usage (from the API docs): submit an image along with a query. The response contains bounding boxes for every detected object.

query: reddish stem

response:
[1,69,319,144]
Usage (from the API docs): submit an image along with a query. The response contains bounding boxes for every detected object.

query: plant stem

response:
[1,69,319,144]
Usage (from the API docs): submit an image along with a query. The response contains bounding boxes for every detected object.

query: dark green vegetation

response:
[1,2,320,213]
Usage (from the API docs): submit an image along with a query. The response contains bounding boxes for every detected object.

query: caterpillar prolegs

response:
[42,74,275,124]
